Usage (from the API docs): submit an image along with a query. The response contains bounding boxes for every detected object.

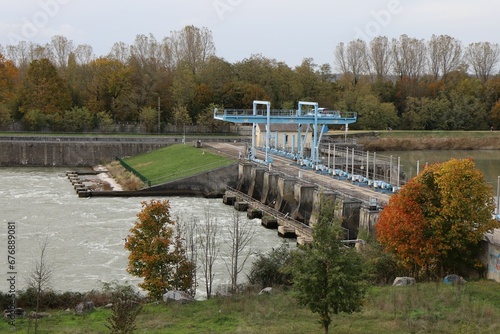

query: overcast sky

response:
[0,0,498,67]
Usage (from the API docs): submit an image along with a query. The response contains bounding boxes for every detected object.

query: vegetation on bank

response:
[105,161,145,191]
[1,281,499,333]
[359,130,500,151]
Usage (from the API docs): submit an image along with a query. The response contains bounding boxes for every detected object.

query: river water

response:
[0,167,287,298]
[383,150,500,196]
[2,150,499,297]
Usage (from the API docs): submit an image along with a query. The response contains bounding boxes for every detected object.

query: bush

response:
[357,231,402,285]
[247,242,293,288]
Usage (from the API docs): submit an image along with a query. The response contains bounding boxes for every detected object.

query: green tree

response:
[171,104,192,126]
[104,282,141,334]
[170,62,196,111]
[139,107,157,133]
[286,196,367,334]
[18,58,72,128]
[124,200,195,300]
[248,242,292,288]
[400,96,450,130]
[338,90,398,130]
[195,103,227,132]
[22,109,48,131]
[26,237,54,334]
[63,106,94,132]
[376,158,499,278]
[85,58,132,121]
[96,111,115,132]
[198,56,234,105]
[0,53,18,125]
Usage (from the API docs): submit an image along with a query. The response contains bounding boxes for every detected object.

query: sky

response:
[0,0,499,68]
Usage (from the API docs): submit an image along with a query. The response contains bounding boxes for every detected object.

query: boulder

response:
[3,308,25,319]
[392,277,416,286]
[444,274,466,285]
[74,301,95,314]
[30,311,51,319]
[258,287,273,295]
[162,291,194,304]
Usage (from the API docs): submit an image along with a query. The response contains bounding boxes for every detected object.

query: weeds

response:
[360,136,500,151]
[0,282,499,333]
[106,161,145,190]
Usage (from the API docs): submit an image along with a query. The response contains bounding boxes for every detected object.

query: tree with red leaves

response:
[376,158,499,279]
[125,199,195,300]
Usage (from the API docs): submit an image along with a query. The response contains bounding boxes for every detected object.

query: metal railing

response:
[225,186,312,238]
[116,157,151,187]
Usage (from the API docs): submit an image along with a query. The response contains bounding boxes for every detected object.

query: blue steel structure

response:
[214,100,357,164]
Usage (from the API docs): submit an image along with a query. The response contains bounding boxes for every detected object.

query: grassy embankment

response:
[2,281,499,333]
[107,144,235,189]
[358,130,500,151]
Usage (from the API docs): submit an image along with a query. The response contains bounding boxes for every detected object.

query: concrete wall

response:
[239,162,371,237]
[0,139,169,166]
[485,243,500,282]
[147,164,238,197]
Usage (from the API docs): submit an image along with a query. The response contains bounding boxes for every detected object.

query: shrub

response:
[247,242,293,288]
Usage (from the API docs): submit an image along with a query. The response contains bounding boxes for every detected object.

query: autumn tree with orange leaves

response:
[376,158,499,279]
[125,199,195,300]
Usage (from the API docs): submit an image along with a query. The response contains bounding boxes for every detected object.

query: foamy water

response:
[0,167,289,298]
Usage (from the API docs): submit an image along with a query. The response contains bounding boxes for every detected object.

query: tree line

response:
[1,27,500,132]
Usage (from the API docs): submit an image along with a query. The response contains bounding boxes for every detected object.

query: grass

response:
[121,144,236,186]
[2,281,499,333]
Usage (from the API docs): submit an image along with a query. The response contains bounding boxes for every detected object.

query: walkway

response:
[204,142,391,207]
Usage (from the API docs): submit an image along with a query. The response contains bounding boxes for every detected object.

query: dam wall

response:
[237,161,381,237]
[0,137,172,167]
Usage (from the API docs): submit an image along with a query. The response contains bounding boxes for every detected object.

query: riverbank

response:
[358,131,500,151]
[1,281,499,333]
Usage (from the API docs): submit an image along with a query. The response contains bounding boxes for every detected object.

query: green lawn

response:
[2,281,499,333]
[122,144,236,185]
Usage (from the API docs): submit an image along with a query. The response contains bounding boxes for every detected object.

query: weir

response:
[232,161,383,240]
[0,136,174,166]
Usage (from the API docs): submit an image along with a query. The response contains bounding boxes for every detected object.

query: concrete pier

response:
[226,161,385,241]
[261,216,278,229]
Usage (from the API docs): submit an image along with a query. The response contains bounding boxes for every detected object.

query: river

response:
[2,150,499,297]
[0,167,288,298]
[382,150,500,196]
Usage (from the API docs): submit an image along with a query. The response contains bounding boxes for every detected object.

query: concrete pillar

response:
[275,177,296,214]
[334,197,362,239]
[291,183,316,224]
[359,206,380,237]
[237,162,253,193]
[247,167,266,199]
[309,190,336,227]
[261,171,279,205]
